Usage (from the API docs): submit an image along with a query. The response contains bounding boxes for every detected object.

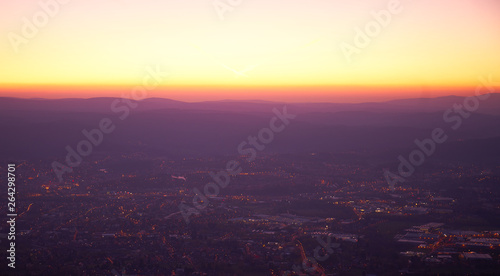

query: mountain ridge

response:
[1,93,499,115]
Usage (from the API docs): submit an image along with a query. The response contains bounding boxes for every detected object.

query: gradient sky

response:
[1,0,499,102]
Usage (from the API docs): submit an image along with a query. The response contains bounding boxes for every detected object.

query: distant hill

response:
[0,94,499,163]
[1,93,499,115]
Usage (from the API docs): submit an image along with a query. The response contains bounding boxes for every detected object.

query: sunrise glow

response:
[1,0,500,102]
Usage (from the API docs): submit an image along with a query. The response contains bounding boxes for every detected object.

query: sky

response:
[1,0,499,102]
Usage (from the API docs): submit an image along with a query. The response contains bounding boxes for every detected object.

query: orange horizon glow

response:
[0,84,486,103]
[1,0,499,102]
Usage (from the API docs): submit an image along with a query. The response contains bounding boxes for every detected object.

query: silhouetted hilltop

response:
[1,94,499,163]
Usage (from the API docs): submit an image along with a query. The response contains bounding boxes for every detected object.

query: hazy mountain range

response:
[1,94,499,164]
